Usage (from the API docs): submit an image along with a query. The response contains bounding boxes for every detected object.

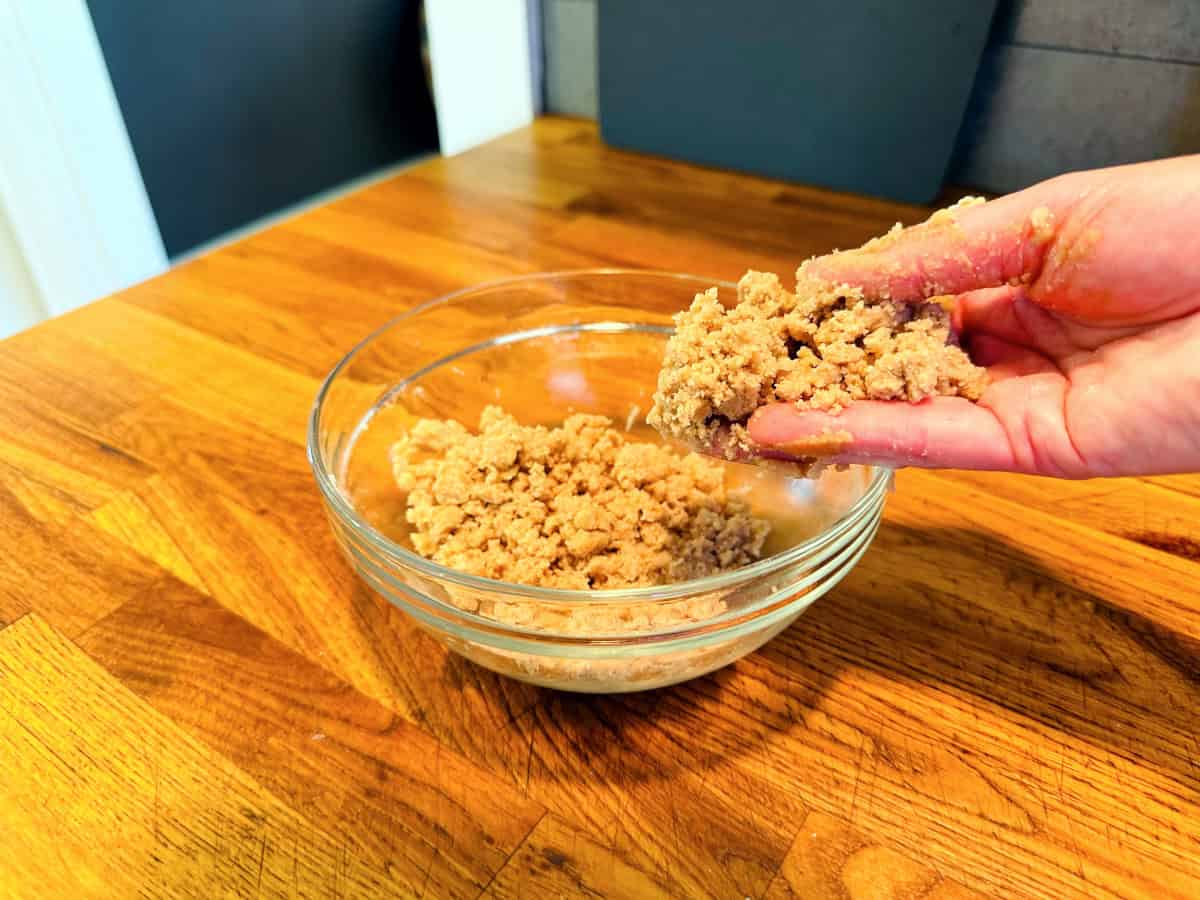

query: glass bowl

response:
[308,270,889,692]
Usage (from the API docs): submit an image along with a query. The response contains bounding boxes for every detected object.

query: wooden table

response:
[1,117,1198,899]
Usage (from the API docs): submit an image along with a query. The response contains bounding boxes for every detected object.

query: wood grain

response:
[0,117,1198,898]
[763,811,984,900]
[0,484,165,637]
[0,613,476,898]
[935,469,1200,562]
[482,813,676,900]
[75,578,545,899]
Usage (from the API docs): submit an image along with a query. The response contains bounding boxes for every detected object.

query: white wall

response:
[0,203,46,338]
[424,0,537,155]
[0,0,166,339]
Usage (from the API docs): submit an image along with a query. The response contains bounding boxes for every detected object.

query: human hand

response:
[749,156,1200,477]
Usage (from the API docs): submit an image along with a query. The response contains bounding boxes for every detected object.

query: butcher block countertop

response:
[2,118,1199,899]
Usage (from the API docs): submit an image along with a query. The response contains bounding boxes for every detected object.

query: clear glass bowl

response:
[308,270,889,692]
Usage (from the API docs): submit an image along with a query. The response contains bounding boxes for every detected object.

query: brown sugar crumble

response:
[391,406,770,589]
[648,210,989,470]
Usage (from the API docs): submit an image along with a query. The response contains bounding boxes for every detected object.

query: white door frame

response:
[0,0,543,339]
[424,0,540,156]
[0,0,166,337]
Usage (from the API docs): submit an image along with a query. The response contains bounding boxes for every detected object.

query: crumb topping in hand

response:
[648,245,987,472]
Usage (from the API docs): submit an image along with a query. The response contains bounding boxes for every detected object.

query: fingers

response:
[802,187,1066,302]
[954,285,1147,356]
[955,286,1032,342]
[747,399,1019,471]
[965,335,1052,377]
[951,284,1062,365]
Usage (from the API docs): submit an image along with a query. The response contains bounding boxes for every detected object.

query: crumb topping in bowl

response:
[391,406,771,590]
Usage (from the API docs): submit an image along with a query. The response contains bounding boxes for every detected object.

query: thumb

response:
[748,399,1019,472]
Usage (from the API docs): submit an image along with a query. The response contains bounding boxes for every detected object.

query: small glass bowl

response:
[308,270,889,692]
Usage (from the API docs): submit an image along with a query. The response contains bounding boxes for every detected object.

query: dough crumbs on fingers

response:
[768,428,855,460]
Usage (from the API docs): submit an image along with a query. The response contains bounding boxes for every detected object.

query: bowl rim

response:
[307,268,890,603]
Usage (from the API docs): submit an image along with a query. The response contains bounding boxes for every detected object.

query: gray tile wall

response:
[1001,0,1200,64]
[953,0,1200,191]
[542,0,597,119]
[952,44,1200,192]
[541,0,1200,194]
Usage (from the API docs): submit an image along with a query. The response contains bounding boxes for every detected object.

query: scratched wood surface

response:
[0,117,1198,899]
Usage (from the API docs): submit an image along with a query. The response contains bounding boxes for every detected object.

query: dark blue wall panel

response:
[88,1,438,256]
[599,1,997,204]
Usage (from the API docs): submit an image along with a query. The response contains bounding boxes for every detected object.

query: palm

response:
[972,302,1200,476]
